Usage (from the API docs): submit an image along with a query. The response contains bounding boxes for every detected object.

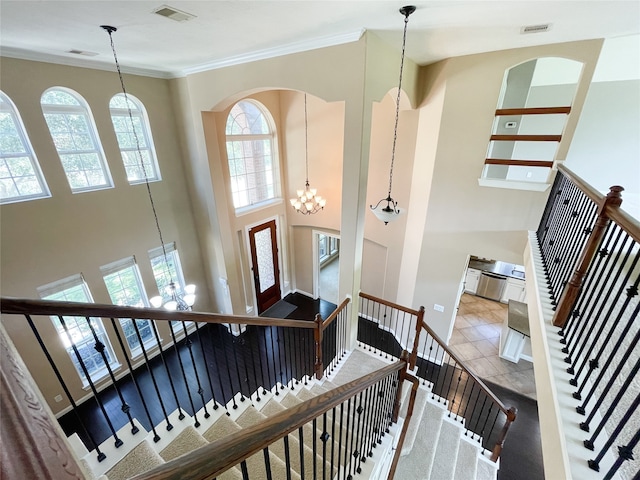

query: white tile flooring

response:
[451,293,537,400]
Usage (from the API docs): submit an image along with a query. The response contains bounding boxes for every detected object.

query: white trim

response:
[234,197,283,217]
[478,177,551,191]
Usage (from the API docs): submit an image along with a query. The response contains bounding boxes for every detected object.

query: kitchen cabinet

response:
[464,268,481,294]
[501,277,526,303]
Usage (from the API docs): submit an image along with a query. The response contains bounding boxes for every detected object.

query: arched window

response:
[0,91,50,204]
[109,93,161,183]
[225,100,280,210]
[41,88,113,192]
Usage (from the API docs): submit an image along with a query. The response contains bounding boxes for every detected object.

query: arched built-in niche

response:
[479,57,584,191]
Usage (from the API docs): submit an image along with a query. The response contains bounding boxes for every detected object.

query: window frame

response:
[109,93,161,184]
[38,274,119,386]
[40,87,113,193]
[100,256,157,357]
[0,91,51,204]
[225,100,281,214]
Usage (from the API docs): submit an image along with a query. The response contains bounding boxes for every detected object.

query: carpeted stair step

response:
[398,382,429,454]
[159,425,208,462]
[453,435,480,480]
[476,452,499,480]
[394,395,446,478]
[429,415,465,480]
[104,439,164,480]
[236,405,302,480]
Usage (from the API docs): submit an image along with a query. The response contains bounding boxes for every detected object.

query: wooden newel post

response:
[491,406,517,462]
[552,185,624,327]
[314,314,323,380]
[392,350,410,423]
[409,306,425,370]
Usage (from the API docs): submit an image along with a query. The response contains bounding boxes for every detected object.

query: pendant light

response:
[290,93,326,215]
[370,5,416,225]
[102,25,196,311]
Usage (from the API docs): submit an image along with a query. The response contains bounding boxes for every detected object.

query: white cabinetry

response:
[464,268,481,294]
[501,277,526,303]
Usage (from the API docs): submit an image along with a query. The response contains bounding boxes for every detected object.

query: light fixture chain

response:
[388,13,410,198]
[104,27,174,288]
[304,93,309,183]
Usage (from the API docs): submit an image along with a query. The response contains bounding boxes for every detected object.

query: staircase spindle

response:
[230,333,247,402]
[246,329,261,401]
[298,425,305,480]
[282,435,292,480]
[57,315,123,447]
[194,322,220,409]
[602,426,640,480]
[352,392,365,474]
[25,314,105,461]
[263,447,273,480]
[167,321,200,426]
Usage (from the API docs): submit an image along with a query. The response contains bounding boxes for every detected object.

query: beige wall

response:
[0,58,211,412]
[411,39,603,340]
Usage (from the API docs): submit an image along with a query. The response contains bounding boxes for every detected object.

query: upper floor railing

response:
[534,164,640,478]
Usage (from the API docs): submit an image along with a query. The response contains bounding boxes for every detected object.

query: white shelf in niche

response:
[478,178,551,192]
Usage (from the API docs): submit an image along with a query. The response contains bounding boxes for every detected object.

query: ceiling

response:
[1,1,639,78]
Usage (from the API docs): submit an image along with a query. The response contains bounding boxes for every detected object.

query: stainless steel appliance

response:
[476,272,506,301]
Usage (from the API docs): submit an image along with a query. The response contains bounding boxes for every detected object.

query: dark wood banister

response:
[359,291,421,316]
[320,296,351,330]
[0,297,316,330]
[130,360,406,480]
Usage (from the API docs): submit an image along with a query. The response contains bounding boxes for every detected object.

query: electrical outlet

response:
[433,304,445,313]
[54,394,63,403]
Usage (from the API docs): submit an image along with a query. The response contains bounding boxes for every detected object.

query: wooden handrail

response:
[419,320,510,415]
[0,297,316,330]
[389,366,420,479]
[557,163,602,204]
[131,361,406,480]
[320,296,350,330]
[359,291,421,317]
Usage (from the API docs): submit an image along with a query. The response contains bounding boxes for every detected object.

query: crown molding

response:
[180,28,366,76]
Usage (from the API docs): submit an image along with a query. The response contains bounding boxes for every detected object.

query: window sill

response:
[478,178,551,192]
[234,198,283,217]
[130,339,162,360]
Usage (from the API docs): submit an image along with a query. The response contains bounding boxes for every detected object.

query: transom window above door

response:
[225,100,280,212]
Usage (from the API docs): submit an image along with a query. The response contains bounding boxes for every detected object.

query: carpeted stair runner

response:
[74,346,500,480]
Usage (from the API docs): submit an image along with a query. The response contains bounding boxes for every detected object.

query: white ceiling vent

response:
[153,5,196,22]
[521,24,551,34]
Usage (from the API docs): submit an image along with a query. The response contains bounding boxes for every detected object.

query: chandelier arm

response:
[103,26,175,289]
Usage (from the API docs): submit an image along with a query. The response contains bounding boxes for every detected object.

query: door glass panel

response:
[254,227,275,293]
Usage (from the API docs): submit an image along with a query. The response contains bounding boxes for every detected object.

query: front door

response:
[248,219,281,314]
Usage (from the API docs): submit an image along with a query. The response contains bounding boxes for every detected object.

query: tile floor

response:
[451,293,537,400]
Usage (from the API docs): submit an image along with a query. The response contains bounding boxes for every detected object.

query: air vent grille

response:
[521,24,551,34]
[153,5,196,22]
[68,49,99,57]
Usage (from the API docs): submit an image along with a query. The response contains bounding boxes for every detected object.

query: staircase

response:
[70,348,499,480]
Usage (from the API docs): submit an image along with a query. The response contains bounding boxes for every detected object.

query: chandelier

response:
[290,93,326,214]
[370,5,416,225]
[102,25,196,311]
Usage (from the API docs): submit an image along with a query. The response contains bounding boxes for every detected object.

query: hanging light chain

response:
[102,26,175,291]
[387,10,411,199]
[304,93,309,183]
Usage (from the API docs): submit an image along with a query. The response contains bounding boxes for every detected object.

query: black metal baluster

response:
[283,436,292,480]
[180,323,210,419]
[268,326,280,395]
[285,326,295,387]
[587,393,640,471]
[337,402,345,480]
[473,396,489,444]
[567,237,635,376]
[56,316,122,447]
[330,406,337,480]
[263,447,273,480]
[230,334,246,403]
[246,328,261,402]
[478,403,494,451]
[108,318,159,441]
[312,417,318,480]
[25,315,105,461]
[240,460,249,480]
[85,317,137,435]
[149,317,185,420]
[358,387,373,469]
[351,392,365,475]
[208,325,231,413]
[167,322,200,425]
[294,327,302,385]
[343,398,352,480]
[602,426,640,479]
[298,425,305,480]
[133,318,175,431]
[321,412,329,480]
[465,386,482,440]
[194,321,219,410]
[261,326,275,392]
[455,373,471,423]
[577,303,640,416]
